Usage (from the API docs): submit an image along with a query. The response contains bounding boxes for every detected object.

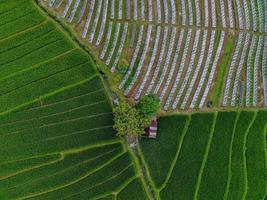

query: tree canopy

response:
[113,102,145,137]
[137,94,161,120]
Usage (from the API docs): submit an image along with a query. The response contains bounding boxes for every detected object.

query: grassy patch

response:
[211,36,235,106]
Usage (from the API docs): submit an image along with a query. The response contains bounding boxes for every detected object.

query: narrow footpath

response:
[127,136,158,200]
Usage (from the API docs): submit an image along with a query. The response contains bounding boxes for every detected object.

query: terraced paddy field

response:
[0,0,266,200]
[40,0,267,112]
[0,1,149,199]
[139,111,267,200]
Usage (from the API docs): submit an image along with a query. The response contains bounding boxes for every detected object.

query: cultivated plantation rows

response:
[139,111,267,200]
[42,0,267,111]
[0,1,149,199]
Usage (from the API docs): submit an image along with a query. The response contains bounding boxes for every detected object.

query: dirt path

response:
[127,136,157,200]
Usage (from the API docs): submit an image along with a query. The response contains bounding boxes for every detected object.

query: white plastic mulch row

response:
[246,35,256,106]
[262,37,267,105]
[82,0,95,38]
[111,23,129,73]
[160,29,185,101]
[146,26,169,94]
[124,25,153,96]
[181,30,208,110]
[199,31,226,108]
[100,21,113,59]
[105,23,121,66]
[135,26,161,99]
[67,0,80,23]
[190,30,216,109]
[172,29,201,109]
[230,33,250,107]
[95,0,108,46]
[223,33,244,106]
[88,0,103,43]
[119,25,144,89]
[153,27,177,95]
[164,29,193,110]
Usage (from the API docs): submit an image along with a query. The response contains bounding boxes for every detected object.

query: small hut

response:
[142,117,158,138]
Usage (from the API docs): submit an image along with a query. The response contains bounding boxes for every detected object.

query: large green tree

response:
[113,103,146,137]
[137,94,161,119]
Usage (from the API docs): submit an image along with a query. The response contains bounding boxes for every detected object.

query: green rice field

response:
[139,111,266,200]
[0,1,145,199]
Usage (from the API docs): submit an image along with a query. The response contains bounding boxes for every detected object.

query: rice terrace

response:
[0,0,266,199]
